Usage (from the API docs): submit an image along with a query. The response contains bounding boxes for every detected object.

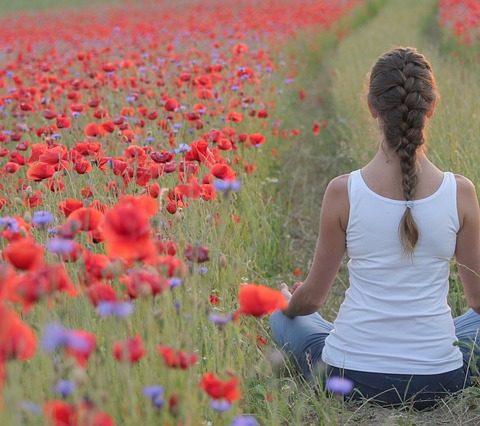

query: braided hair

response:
[368,47,437,254]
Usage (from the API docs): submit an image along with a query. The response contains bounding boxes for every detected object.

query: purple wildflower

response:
[230,416,258,426]
[96,301,134,318]
[41,323,89,352]
[54,380,76,398]
[325,376,354,395]
[143,385,164,409]
[0,217,19,233]
[32,211,54,226]
[213,179,241,192]
[41,323,70,352]
[169,277,183,288]
[21,401,42,414]
[210,399,231,413]
[173,143,190,154]
[207,312,233,327]
[46,238,75,255]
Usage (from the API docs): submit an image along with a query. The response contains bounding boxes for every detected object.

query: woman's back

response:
[321,168,464,374]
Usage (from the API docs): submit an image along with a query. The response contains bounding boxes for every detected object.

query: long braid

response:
[368,47,437,254]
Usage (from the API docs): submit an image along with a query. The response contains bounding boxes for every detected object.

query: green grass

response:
[0,0,122,14]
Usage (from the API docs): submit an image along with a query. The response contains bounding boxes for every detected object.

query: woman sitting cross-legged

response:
[270,46,480,410]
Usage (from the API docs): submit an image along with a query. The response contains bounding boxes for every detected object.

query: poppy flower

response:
[210,163,236,181]
[249,133,265,146]
[26,162,56,181]
[58,199,83,217]
[85,283,117,306]
[164,98,179,112]
[101,196,158,262]
[157,345,198,369]
[120,268,169,299]
[84,123,104,138]
[67,207,104,232]
[64,330,96,367]
[200,372,241,402]
[3,238,44,270]
[113,336,145,363]
[238,284,287,317]
[184,244,209,263]
[12,264,77,312]
[0,304,36,362]
[44,400,115,426]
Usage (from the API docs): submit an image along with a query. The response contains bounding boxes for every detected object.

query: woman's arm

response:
[282,174,349,318]
[454,175,480,314]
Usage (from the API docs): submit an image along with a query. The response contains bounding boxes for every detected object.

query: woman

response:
[269,46,480,410]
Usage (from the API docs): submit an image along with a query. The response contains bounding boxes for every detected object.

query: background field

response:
[1,0,479,425]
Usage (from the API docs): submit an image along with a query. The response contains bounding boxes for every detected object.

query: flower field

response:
[438,0,480,46]
[0,1,366,425]
[1,0,480,424]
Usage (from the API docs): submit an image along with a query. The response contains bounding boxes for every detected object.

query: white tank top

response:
[321,169,464,374]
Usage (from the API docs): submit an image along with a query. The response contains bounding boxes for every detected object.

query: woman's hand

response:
[291,281,303,293]
[279,283,293,300]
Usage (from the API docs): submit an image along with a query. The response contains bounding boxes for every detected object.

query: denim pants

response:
[269,308,480,409]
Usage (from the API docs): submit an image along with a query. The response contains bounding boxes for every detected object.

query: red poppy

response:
[65,330,96,367]
[83,252,121,282]
[85,283,117,306]
[67,207,104,232]
[120,268,169,299]
[199,372,241,402]
[3,238,44,270]
[84,123,104,138]
[249,133,266,146]
[12,264,78,312]
[44,400,115,426]
[113,336,145,363]
[184,244,209,263]
[210,163,236,181]
[101,196,157,262]
[238,284,287,317]
[157,345,198,369]
[26,162,56,181]
[164,98,179,112]
[58,198,83,217]
[0,304,36,362]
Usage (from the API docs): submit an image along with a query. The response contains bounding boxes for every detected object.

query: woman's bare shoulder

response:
[454,173,475,186]
[325,173,350,197]
[454,174,477,198]
[327,173,350,188]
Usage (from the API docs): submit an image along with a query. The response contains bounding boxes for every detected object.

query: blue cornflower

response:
[325,376,354,395]
[210,399,231,412]
[207,312,233,327]
[143,385,164,409]
[41,323,89,352]
[169,277,183,288]
[54,380,76,398]
[96,301,134,318]
[0,217,19,233]
[213,179,241,192]
[230,416,259,426]
[32,210,54,227]
[173,143,191,154]
[46,238,75,255]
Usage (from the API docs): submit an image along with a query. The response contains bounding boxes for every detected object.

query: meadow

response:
[0,0,479,425]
